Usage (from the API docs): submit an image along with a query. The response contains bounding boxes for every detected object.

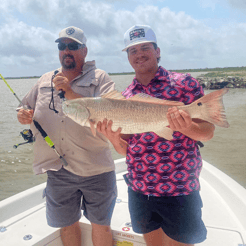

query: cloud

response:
[226,0,246,9]
[0,0,246,76]
[0,17,58,76]
[200,0,246,12]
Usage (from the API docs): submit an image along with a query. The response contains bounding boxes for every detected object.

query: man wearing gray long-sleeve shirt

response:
[17,26,116,246]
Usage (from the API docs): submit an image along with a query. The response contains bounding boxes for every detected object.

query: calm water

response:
[0,74,245,201]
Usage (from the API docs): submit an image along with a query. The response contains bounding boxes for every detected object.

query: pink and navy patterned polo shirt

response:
[122,66,204,197]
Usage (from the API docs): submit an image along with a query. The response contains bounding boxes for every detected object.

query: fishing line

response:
[49,70,59,113]
[49,70,66,113]
[0,73,68,166]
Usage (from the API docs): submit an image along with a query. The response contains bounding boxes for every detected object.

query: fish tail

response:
[190,88,230,128]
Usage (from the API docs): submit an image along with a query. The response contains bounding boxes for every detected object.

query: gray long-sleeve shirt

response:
[20,61,115,176]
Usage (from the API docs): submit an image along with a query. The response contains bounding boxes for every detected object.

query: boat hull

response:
[0,158,246,245]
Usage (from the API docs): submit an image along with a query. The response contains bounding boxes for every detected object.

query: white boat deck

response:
[0,158,246,246]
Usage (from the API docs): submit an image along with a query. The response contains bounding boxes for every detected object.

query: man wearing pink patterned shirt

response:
[97,25,215,246]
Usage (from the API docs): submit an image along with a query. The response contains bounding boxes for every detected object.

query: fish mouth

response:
[62,101,90,126]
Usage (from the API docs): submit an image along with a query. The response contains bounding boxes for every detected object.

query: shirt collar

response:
[78,60,96,78]
[131,66,169,90]
[58,60,96,83]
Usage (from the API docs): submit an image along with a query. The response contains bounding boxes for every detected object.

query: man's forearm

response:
[179,120,215,142]
[111,138,128,156]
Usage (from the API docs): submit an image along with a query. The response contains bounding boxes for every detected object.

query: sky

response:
[1,0,246,77]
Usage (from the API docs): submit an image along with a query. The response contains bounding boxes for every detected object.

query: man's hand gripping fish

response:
[62,88,229,140]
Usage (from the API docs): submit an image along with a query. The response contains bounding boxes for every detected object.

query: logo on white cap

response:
[55,26,87,45]
[66,28,75,35]
[123,25,157,51]
[130,28,145,40]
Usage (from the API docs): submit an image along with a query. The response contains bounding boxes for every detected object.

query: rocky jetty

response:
[197,76,246,89]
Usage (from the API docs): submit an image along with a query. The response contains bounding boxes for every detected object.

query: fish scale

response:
[87,99,169,133]
[62,89,229,140]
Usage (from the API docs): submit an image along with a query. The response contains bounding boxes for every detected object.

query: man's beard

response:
[62,55,76,69]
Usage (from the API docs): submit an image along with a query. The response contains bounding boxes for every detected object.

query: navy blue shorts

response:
[128,188,207,244]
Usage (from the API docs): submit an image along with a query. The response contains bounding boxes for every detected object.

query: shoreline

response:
[2,68,246,89]
[1,66,246,80]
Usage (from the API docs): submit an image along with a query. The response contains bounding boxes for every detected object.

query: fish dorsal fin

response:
[101,90,126,100]
[128,93,184,106]
[101,90,184,106]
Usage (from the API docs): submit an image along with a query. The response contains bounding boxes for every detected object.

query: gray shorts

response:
[44,167,117,228]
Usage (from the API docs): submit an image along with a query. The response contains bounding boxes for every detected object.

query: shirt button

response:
[62,138,64,140]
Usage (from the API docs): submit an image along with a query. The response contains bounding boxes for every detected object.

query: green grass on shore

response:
[170,67,246,78]
[109,66,246,78]
[0,76,40,80]
[1,66,246,79]
[170,66,246,73]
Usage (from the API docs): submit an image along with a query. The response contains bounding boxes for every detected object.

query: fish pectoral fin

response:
[155,127,173,140]
[89,120,97,137]
[129,93,184,106]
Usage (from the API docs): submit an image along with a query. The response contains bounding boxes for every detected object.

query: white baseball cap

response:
[122,25,157,51]
[55,26,87,45]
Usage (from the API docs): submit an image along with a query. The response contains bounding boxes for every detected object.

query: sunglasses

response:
[58,42,83,51]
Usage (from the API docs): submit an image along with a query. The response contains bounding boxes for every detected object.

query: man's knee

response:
[60,221,81,246]
[91,223,111,233]
[61,221,81,234]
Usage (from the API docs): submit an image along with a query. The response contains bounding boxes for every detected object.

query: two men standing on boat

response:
[97,25,215,245]
[17,24,215,246]
[17,27,117,246]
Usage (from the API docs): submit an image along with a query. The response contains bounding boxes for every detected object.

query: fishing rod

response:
[0,74,36,148]
[0,74,22,105]
[0,73,68,166]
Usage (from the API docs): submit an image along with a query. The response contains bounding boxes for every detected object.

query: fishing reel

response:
[13,129,35,149]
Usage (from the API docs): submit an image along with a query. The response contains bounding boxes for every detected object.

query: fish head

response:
[62,99,90,126]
